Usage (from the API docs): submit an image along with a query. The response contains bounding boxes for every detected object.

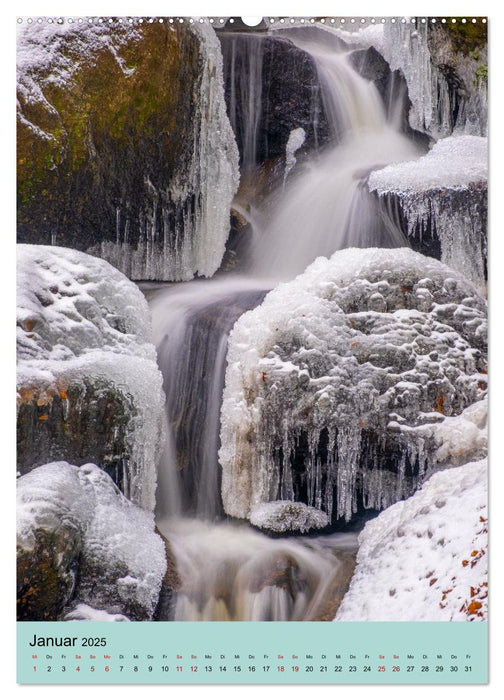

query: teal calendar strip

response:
[17,621,488,684]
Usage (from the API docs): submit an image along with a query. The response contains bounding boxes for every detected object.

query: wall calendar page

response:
[15,13,488,687]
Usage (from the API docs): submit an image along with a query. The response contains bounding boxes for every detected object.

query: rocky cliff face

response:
[17,20,239,281]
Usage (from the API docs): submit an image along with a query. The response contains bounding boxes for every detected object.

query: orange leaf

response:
[38,414,49,421]
[429,578,438,586]
[467,601,482,615]
[462,560,469,567]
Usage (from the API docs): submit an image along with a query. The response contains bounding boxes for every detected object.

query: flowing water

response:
[149,27,424,621]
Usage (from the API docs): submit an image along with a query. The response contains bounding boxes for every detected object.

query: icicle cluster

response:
[381,20,487,138]
[219,248,487,525]
[98,22,240,281]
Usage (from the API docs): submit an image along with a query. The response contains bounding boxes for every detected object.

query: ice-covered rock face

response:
[335,459,488,621]
[220,248,487,526]
[381,20,487,138]
[17,462,167,621]
[17,244,166,510]
[17,20,239,281]
[369,136,488,291]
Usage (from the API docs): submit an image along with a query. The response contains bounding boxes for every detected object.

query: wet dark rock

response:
[220,32,331,168]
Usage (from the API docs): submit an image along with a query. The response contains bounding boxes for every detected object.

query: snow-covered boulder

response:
[369,136,487,291]
[17,244,165,510]
[17,462,167,621]
[335,459,487,621]
[219,247,487,527]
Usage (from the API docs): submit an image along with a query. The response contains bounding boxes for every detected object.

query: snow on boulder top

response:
[17,243,152,364]
[368,135,487,194]
[17,20,141,105]
[335,459,488,621]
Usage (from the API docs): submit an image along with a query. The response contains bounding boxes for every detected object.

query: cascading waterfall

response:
[221,33,265,172]
[248,37,422,280]
[150,26,428,621]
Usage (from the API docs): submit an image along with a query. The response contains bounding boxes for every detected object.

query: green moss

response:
[475,64,488,86]
[17,22,201,238]
[439,19,487,55]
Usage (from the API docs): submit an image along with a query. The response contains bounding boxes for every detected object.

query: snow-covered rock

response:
[219,247,487,526]
[369,136,487,291]
[17,462,167,621]
[369,135,487,193]
[17,244,165,510]
[249,501,329,535]
[17,19,239,281]
[335,459,487,621]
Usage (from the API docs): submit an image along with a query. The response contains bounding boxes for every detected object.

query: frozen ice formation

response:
[284,127,306,183]
[335,459,487,621]
[96,21,240,281]
[369,136,488,291]
[220,247,487,525]
[249,501,329,534]
[17,462,167,621]
[381,20,487,138]
[17,244,165,510]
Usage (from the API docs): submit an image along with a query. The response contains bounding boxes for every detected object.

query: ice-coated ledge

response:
[368,135,487,194]
[335,459,487,621]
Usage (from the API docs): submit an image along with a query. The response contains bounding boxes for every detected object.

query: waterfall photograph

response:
[16,16,488,627]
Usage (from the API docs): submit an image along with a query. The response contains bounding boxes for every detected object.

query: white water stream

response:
[150,28,424,621]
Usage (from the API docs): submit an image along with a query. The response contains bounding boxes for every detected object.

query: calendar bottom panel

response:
[17,621,487,684]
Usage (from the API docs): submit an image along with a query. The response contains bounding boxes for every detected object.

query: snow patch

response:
[335,459,488,621]
[368,136,487,193]
[368,137,487,291]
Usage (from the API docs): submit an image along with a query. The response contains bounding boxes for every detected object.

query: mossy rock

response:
[17,528,82,621]
[17,22,200,257]
[436,18,487,55]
